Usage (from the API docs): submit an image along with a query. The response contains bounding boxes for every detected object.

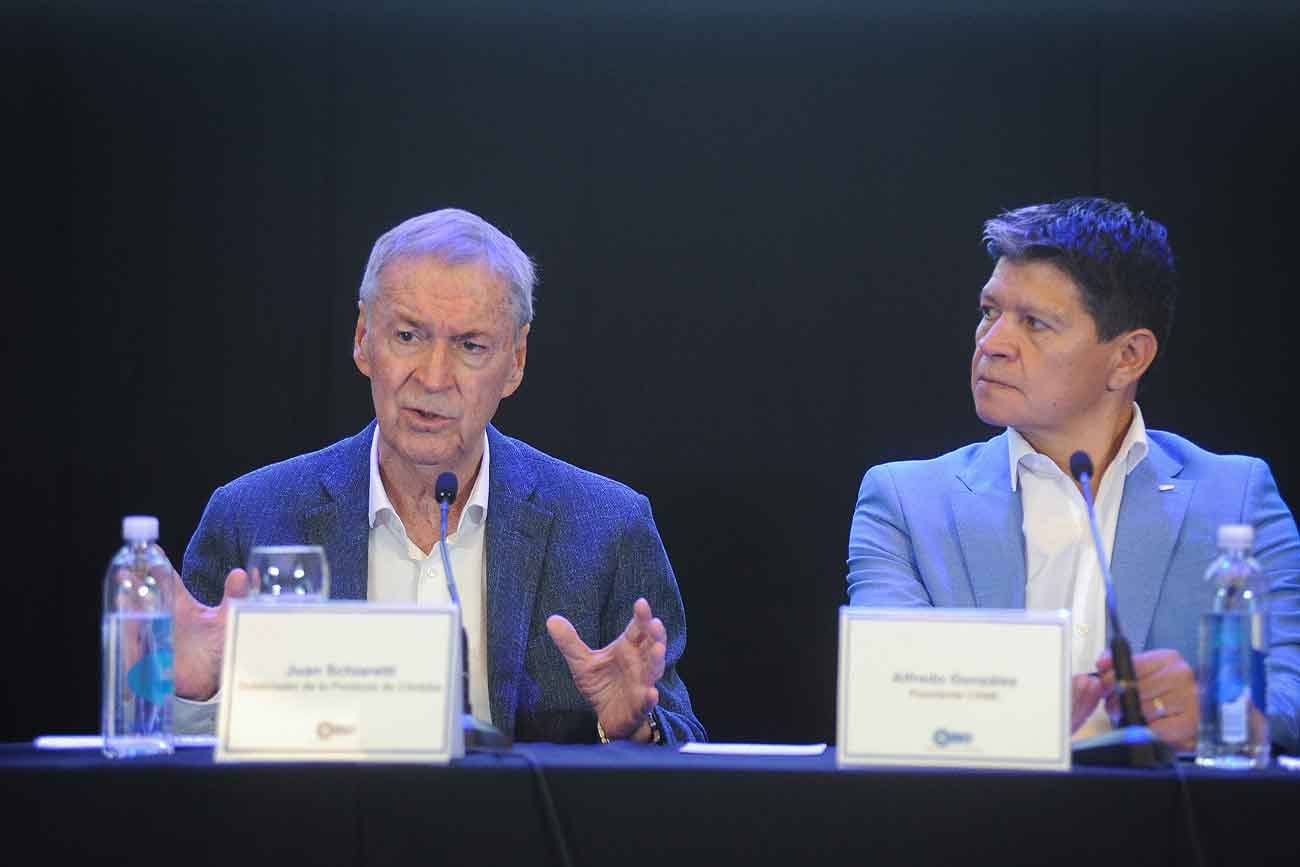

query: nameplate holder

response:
[836,606,1070,771]
[215,601,463,763]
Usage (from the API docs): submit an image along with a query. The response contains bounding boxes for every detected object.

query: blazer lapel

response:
[1110,440,1192,650]
[951,433,1027,609]
[483,426,554,736]
[304,422,374,601]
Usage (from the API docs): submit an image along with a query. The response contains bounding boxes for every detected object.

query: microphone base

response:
[462,714,513,751]
[1072,725,1175,769]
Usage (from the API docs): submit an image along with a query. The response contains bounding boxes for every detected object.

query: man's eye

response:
[979,305,997,320]
[462,340,487,353]
[1024,316,1047,331]
[397,330,416,343]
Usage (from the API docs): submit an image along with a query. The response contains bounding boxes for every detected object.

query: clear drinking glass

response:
[246,545,330,601]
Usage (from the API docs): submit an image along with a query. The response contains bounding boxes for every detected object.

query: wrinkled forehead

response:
[373,253,511,311]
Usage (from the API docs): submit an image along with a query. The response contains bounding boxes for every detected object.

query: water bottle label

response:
[1220,688,1249,744]
[126,648,175,705]
[124,616,174,705]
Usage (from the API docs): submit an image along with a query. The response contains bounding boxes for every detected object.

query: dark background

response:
[4,1,1298,745]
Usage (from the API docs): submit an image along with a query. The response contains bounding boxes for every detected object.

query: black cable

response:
[476,746,575,867]
[1170,759,1208,867]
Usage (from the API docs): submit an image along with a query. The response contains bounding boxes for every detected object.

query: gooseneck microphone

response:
[435,472,511,751]
[1069,452,1146,728]
[435,473,470,712]
[1068,451,1172,768]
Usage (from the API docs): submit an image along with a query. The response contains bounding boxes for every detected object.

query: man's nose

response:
[414,342,454,390]
[976,316,1016,359]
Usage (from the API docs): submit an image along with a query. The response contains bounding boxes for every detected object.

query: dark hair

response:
[982,197,1177,350]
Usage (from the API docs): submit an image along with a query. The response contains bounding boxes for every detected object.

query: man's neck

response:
[1018,402,1135,497]
[378,447,483,554]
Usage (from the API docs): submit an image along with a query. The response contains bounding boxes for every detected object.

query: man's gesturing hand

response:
[546,597,666,742]
[172,568,252,701]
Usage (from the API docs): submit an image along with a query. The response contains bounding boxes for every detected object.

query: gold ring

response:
[1152,696,1167,719]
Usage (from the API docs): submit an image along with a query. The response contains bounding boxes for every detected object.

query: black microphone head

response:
[435,472,458,504]
[1069,451,1093,482]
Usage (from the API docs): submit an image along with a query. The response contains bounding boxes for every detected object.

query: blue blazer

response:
[847,429,1300,751]
[183,422,706,744]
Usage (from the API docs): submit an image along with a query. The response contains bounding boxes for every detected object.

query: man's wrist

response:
[597,712,663,745]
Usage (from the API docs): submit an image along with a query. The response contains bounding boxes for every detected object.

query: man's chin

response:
[972,401,1012,430]
[383,428,461,465]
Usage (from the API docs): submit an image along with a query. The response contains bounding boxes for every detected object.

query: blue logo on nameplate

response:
[932,728,973,748]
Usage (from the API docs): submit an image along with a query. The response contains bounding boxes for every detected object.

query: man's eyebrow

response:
[1017,301,1068,322]
[448,329,491,341]
[979,291,1066,322]
[384,304,423,324]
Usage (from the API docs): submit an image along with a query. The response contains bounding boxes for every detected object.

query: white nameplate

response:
[215,601,463,763]
[836,607,1070,771]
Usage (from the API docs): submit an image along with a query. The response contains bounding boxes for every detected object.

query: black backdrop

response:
[5,1,1298,745]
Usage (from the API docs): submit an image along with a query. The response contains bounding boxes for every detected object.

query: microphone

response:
[435,472,461,609]
[1068,450,1172,768]
[436,472,511,751]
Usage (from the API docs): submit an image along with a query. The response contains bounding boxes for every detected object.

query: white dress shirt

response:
[1010,403,1149,737]
[367,429,493,726]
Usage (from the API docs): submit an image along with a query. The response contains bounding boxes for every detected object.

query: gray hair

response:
[358,208,536,327]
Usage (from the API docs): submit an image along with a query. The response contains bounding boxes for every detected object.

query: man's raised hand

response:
[546,597,666,742]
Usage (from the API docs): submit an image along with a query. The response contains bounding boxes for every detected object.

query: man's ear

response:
[353,301,371,377]
[502,323,529,398]
[1108,328,1157,391]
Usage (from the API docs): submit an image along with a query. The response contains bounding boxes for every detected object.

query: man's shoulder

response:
[865,435,1004,483]
[489,427,647,513]
[215,424,371,502]
[1146,429,1266,479]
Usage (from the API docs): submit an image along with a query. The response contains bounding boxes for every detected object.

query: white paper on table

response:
[34,735,217,750]
[679,742,827,756]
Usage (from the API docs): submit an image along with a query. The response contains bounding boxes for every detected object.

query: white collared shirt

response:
[1010,403,1149,737]
[366,429,492,725]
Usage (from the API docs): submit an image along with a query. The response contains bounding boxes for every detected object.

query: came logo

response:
[315,721,357,740]
[932,728,973,748]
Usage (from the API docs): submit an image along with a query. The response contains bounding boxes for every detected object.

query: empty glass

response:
[246,545,330,601]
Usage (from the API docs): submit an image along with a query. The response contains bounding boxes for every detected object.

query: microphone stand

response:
[1068,452,1173,768]
[437,474,512,752]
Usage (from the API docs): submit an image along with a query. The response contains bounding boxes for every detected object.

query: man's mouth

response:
[403,407,454,422]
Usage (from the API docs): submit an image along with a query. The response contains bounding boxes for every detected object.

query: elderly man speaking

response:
[172,208,705,745]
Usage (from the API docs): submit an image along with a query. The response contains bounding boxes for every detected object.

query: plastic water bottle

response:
[1196,524,1269,768]
[102,515,175,757]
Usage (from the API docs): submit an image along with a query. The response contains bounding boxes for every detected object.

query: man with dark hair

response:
[172,208,705,745]
[847,197,1300,753]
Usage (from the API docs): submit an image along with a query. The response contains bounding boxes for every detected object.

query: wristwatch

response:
[597,712,664,745]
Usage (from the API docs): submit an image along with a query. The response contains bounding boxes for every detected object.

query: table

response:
[4,742,1298,866]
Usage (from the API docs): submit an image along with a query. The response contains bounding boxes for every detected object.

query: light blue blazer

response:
[182,422,705,744]
[847,429,1300,751]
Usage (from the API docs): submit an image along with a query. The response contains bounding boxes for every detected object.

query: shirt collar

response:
[1006,402,1150,492]
[367,427,491,533]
